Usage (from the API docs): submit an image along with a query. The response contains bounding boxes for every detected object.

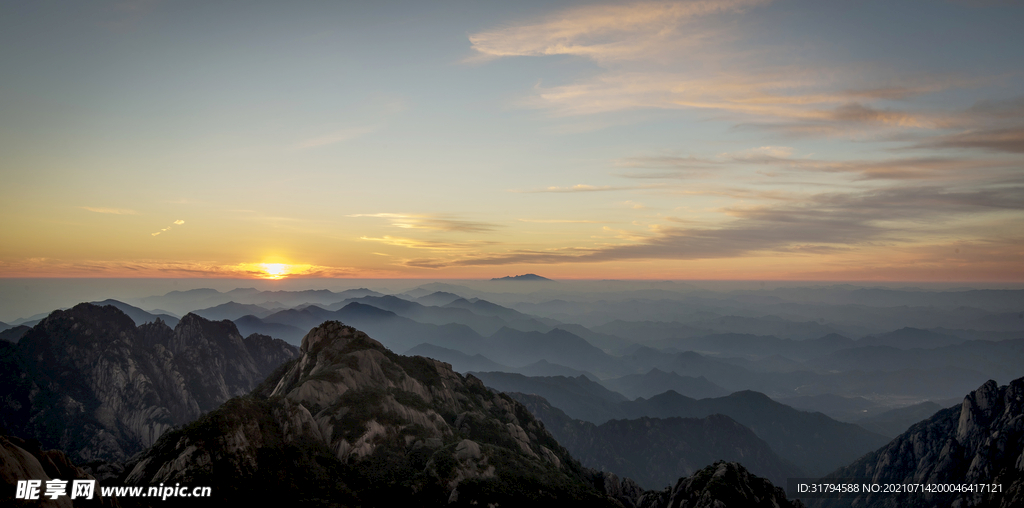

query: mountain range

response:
[511,392,802,489]
[3,283,1023,506]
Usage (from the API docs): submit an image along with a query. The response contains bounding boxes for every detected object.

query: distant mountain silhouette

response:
[191,301,275,321]
[774,393,881,421]
[405,343,510,373]
[471,372,628,424]
[414,290,464,306]
[490,273,552,281]
[601,368,729,400]
[474,370,889,477]
[0,324,30,343]
[233,314,306,345]
[852,400,943,438]
[90,298,180,327]
[512,392,803,489]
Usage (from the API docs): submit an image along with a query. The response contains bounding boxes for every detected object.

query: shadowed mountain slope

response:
[619,390,890,477]
[809,377,1024,508]
[190,301,275,321]
[852,401,944,438]
[0,303,298,463]
[511,392,803,490]
[472,370,889,478]
[122,321,620,507]
[602,368,729,400]
[470,372,628,424]
[90,299,180,328]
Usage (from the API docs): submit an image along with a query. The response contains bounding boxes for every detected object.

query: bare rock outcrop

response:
[810,377,1024,508]
[0,303,298,464]
[122,321,617,507]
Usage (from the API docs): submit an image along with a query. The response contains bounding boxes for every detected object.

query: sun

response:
[260,263,290,279]
[232,261,316,279]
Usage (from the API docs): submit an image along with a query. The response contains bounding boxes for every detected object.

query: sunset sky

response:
[1,0,1022,281]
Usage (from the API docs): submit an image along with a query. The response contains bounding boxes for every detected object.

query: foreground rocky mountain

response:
[810,376,1024,508]
[0,303,298,464]
[121,321,805,507]
[511,392,803,489]
[122,321,618,506]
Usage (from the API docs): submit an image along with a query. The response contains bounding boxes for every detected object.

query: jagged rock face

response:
[810,377,1024,508]
[511,392,803,490]
[0,303,298,464]
[123,321,619,507]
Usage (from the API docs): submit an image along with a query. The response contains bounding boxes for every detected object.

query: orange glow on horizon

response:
[229,262,321,279]
[261,263,289,279]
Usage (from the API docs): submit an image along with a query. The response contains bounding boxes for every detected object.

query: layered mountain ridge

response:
[511,392,803,490]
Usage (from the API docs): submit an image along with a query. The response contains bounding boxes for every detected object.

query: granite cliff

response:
[0,303,298,464]
[810,377,1024,508]
[122,320,615,506]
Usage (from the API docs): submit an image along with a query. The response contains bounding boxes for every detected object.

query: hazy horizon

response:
[3,276,1023,324]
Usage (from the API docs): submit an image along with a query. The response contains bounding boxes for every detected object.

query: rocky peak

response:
[597,461,803,508]
[0,303,298,464]
[811,376,1024,508]
[666,461,804,508]
[957,379,1004,442]
[124,320,618,506]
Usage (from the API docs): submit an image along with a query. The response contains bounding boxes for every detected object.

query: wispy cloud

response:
[617,150,1020,181]
[348,213,500,233]
[518,219,604,223]
[913,126,1024,154]
[82,206,138,215]
[468,0,769,63]
[468,1,971,137]
[359,235,497,251]
[525,71,946,130]
[151,219,185,237]
[513,183,662,193]
[392,183,1024,269]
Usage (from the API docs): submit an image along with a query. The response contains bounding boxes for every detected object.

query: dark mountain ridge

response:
[511,392,803,490]
[0,303,298,463]
[809,376,1024,508]
[471,370,888,478]
[121,321,617,507]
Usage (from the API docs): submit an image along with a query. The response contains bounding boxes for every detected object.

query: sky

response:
[1,0,1022,281]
